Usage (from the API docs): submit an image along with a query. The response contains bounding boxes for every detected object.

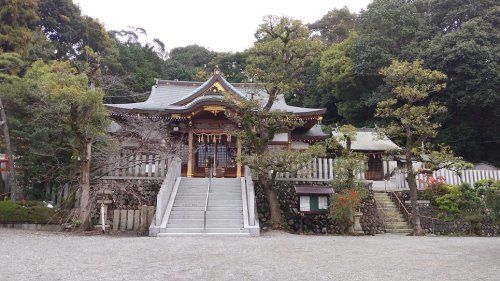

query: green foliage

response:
[417,4,500,164]
[353,0,420,75]
[434,185,462,220]
[247,15,323,110]
[38,0,112,60]
[327,125,367,190]
[103,33,166,102]
[308,7,357,44]
[376,60,451,165]
[475,179,500,223]
[308,0,500,166]
[207,51,248,83]
[0,200,55,223]
[0,0,41,56]
[164,44,214,81]
[0,60,108,189]
[0,52,23,82]
[225,96,303,155]
[429,183,483,228]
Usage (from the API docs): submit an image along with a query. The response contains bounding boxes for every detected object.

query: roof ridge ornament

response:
[214,65,221,76]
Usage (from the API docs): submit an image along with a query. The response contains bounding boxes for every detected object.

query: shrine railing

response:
[99,151,170,180]
[274,157,364,182]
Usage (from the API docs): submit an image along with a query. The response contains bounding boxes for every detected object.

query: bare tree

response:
[91,115,184,180]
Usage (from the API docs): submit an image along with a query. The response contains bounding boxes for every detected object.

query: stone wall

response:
[90,179,161,226]
[398,191,499,236]
[255,181,384,235]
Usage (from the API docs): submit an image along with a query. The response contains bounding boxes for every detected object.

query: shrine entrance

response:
[193,133,239,178]
[176,107,242,178]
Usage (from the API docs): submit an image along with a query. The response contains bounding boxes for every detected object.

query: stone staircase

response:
[157,177,250,236]
[373,192,412,234]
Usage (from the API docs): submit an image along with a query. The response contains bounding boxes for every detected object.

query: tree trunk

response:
[260,177,282,228]
[265,186,282,228]
[403,127,423,235]
[0,97,18,200]
[79,139,92,229]
[405,154,424,236]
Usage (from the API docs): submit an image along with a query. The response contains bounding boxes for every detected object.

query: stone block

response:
[140,205,148,232]
[112,209,120,231]
[127,210,134,230]
[147,206,155,226]
[133,210,140,231]
[120,210,127,231]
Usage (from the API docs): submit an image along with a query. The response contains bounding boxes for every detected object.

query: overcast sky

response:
[73,0,373,52]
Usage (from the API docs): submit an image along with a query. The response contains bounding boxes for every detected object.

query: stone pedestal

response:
[354,211,364,235]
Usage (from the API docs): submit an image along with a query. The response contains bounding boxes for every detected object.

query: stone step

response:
[168,218,243,224]
[167,222,243,229]
[208,199,242,204]
[382,217,406,223]
[385,228,412,234]
[175,195,241,200]
[171,206,242,211]
[157,232,250,237]
[385,223,409,229]
[170,213,243,220]
[377,204,398,208]
[380,212,405,218]
[374,199,394,203]
[178,188,240,193]
[374,197,392,200]
[159,227,248,234]
[170,210,242,215]
[181,181,240,186]
[163,177,246,235]
[378,208,399,212]
[173,202,206,207]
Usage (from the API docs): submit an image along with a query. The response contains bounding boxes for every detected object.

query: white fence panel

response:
[394,169,500,189]
[276,157,335,181]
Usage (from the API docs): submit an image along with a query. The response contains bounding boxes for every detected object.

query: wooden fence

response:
[394,169,500,189]
[101,151,169,179]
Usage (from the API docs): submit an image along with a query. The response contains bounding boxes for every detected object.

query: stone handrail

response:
[203,166,213,229]
[244,166,256,226]
[154,157,181,226]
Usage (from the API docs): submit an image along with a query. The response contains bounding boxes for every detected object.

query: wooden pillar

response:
[187,129,194,177]
[236,136,242,177]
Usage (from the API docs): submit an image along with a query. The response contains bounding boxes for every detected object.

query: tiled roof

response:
[106,72,325,116]
[294,185,334,195]
[332,128,400,151]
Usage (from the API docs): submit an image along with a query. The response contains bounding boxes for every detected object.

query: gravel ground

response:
[0,229,499,281]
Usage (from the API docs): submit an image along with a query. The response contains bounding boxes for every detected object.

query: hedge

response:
[0,200,56,224]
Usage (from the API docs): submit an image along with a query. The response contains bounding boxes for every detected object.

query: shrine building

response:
[105,68,329,179]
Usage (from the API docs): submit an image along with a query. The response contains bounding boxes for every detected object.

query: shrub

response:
[329,188,367,226]
[423,183,459,206]
[0,200,56,224]
[475,179,500,223]
[435,183,483,225]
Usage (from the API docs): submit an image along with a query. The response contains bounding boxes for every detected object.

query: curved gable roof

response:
[106,69,325,116]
